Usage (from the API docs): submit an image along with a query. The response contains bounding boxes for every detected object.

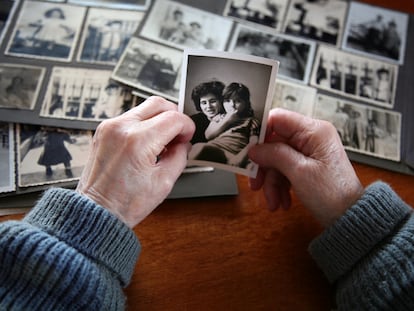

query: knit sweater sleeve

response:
[309,181,414,310]
[0,187,141,311]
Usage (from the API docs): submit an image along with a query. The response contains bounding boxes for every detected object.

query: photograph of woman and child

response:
[180,51,278,178]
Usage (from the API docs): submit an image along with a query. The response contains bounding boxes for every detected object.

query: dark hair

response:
[191,80,225,111]
[223,82,254,117]
[44,8,65,19]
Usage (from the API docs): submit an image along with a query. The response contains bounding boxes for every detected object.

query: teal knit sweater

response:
[0,182,413,310]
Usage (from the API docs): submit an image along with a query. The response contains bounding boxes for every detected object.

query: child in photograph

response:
[189,82,260,168]
[374,67,391,102]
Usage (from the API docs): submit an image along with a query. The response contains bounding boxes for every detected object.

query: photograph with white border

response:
[139,0,233,51]
[228,24,315,84]
[179,49,279,178]
[0,122,15,193]
[0,0,20,46]
[78,7,144,64]
[6,1,86,62]
[0,63,45,110]
[310,45,398,108]
[68,0,150,11]
[41,67,135,121]
[272,79,316,116]
[313,93,401,162]
[17,124,92,187]
[223,0,290,32]
[112,37,183,101]
[283,0,348,46]
[342,2,408,65]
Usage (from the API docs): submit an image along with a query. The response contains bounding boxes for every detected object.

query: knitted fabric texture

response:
[0,188,140,311]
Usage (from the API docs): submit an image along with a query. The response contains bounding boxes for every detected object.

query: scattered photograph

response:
[0,63,45,110]
[223,0,290,31]
[228,24,316,84]
[310,45,398,108]
[68,0,150,11]
[139,0,233,51]
[17,124,92,187]
[179,49,279,178]
[78,8,144,64]
[272,79,316,116]
[6,1,86,62]
[0,122,15,193]
[313,94,401,162]
[41,67,136,121]
[0,0,19,45]
[112,37,183,101]
[342,2,408,64]
[283,0,348,46]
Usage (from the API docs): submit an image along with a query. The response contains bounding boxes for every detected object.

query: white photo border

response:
[0,123,16,193]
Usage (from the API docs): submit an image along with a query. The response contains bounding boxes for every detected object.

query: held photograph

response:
[0,122,15,193]
[179,49,279,178]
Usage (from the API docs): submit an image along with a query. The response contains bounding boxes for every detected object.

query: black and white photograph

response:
[139,0,233,51]
[112,37,183,101]
[78,8,144,64]
[179,49,278,178]
[6,1,86,62]
[272,79,316,116]
[0,0,19,45]
[0,64,45,110]
[228,24,315,84]
[41,67,135,121]
[223,0,290,31]
[68,0,150,10]
[283,0,348,46]
[310,45,398,108]
[313,94,401,162]
[0,122,15,193]
[342,2,408,64]
[17,124,92,187]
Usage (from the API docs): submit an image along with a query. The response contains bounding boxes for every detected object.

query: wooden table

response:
[1,1,414,310]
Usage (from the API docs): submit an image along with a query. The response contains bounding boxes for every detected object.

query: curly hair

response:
[191,80,225,111]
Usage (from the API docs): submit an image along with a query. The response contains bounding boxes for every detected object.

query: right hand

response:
[248,108,364,227]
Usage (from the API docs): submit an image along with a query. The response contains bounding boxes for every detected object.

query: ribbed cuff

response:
[24,187,140,286]
[309,181,412,283]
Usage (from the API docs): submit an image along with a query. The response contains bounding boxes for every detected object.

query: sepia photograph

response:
[310,45,398,108]
[6,1,86,62]
[112,37,183,101]
[0,63,45,110]
[313,94,401,162]
[283,0,348,46]
[272,79,316,116]
[140,0,233,51]
[228,24,316,84]
[342,2,408,64]
[0,0,19,45]
[0,122,15,193]
[68,0,150,10]
[179,49,279,178]
[78,8,144,64]
[17,124,92,187]
[41,67,136,121]
[223,0,290,31]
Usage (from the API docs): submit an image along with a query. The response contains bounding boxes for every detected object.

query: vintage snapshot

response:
[41,67,136,121]
[78,8,144,64]
[0,63,45,110]
[228,24,315,84]
[342,2,408,65]
[112,37,183,101]
[310,45,398,108]
[6,1,86,62]
[313,94,401,162]
[68,0,150,10]
[179,50,278,178]
[17,124,92,187]
[0,123,15,193]
[272,79,316,116]
[139,0,233,51]
[0,0,19,45]
[223,0,290,32]
[283,0,348,46]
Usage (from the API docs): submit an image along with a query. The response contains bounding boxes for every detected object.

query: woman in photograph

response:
[189,82,260,168]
